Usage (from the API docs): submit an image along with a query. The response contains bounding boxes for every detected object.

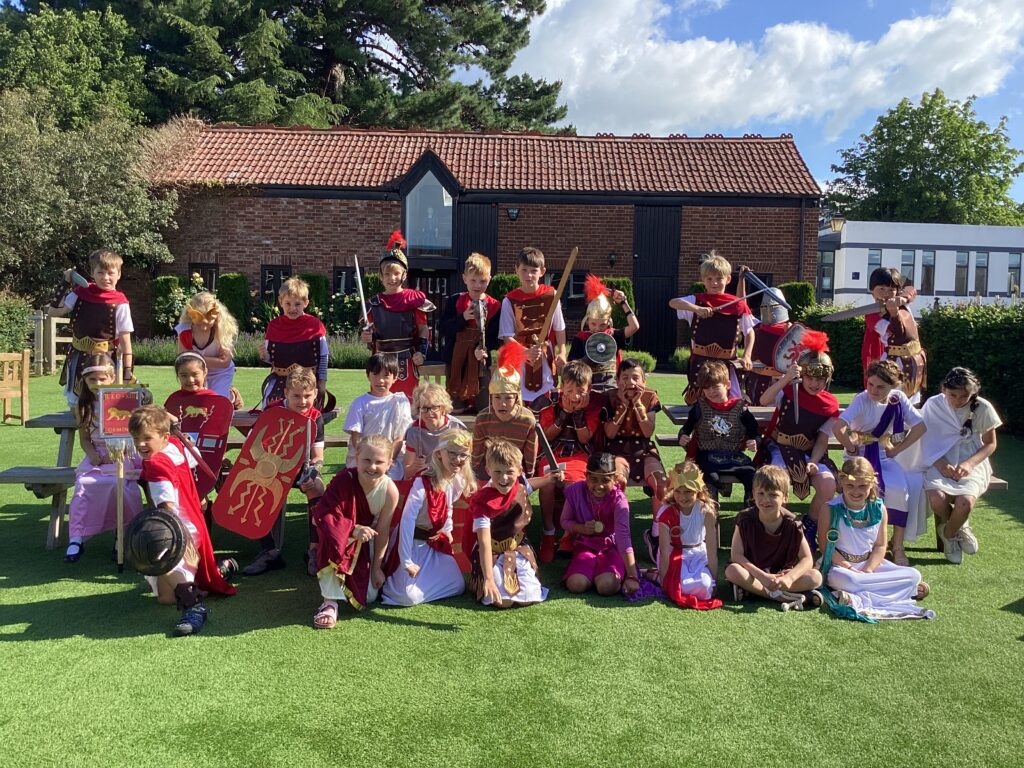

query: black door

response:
[631,206,681,366]
[453,203,498,280]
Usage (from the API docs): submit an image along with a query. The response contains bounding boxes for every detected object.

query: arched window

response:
[405,170,453,260]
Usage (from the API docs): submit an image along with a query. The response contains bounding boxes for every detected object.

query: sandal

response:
[891,546,910,567]
[914,581,930,601]
[312,601,338,630]
[64,541,84,563]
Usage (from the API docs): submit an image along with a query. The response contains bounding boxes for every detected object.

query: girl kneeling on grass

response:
[381,428,476,606]
[311,435,400,629]
[819,457,934,622]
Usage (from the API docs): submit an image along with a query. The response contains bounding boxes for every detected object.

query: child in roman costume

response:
[403,381,468,479]
[896,367,1001,564]
[743,286,793,405]
[560,453,641,597]
[63,353,143,563]
[601,358,667,499]
[819,457,934,621]
[381,428,477,606]
[498,246,567,412]
[757,330,840,546]
[439,252,500,414]
[678,360,759,501]
[724,466,822,610]
[311,434,400,628]
[567,274,639,393]
[655,462,722,610]
[834,360,926,568]
[470,341,538,482]
[344,353,413,481]
[128,406,237,636]
[669,251,755,403]
[469,440,547,608]
[176,291,243,407]
[862,267,926,401]
[49,249,135,405]
[259,276,330,409]
[360,231,434,401]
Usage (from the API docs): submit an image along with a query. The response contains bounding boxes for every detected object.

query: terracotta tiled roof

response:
[162,125,820,197]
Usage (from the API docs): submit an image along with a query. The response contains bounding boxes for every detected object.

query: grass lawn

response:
[1,367,1022,767]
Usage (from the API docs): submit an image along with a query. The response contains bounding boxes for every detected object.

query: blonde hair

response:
[89,249,122,273]
[699,251,731,280]
[753,465,791,499]
[485,439,523,473]
[464,253,492,277]
[179,291,239,354]
[425,429,477,495]
[285,367,317,393]
[279,276,309,301]
[866,359,902,387]
[663,460,717,515]
[358,433,394,459]
[412,381,452,417]
[128,405,172,437]
[381,261,406,277]
[838,457,879,501]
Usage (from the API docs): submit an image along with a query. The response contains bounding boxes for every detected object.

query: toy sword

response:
[532,246,578,365]
[820,302,882,322]
[533,422,565,486]
[353,255,370,331]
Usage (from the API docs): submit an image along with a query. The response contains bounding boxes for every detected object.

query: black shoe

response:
[174,603,208,636]
[64,541,84,563]
[643,530,660,565]
[218,557,239,580]
[242,549,285,576]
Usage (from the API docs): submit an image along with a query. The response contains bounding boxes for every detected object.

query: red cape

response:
[455,293,500,323]
[469,484,518,521]
[505,284,555,303]
[696,292,750,316]
[762,385,840,440]
[861,311,885,378]
[265,313,326,343]
[313,468,372,607]
[74,283,128,305]
[376,289,428,313]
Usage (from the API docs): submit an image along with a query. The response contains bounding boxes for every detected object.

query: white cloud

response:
[511,0,1024,140]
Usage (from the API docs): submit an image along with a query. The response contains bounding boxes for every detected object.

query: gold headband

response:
[668,463,704,493]
[186,306,219,323]
[437,429,472,453]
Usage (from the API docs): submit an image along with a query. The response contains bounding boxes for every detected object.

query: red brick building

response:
[155,125,820,363]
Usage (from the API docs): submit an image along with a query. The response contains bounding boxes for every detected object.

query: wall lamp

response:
[506,207,520,221]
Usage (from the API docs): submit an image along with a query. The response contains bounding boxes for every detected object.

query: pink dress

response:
[68,420,143,538]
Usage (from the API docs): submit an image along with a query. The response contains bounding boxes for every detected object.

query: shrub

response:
[152,272,205,336]
[0,291,32,352]
[327,336,371,369]
[217,273,251,332]
[487,273,519,305]
[250,301,280,334]
[131,335,179,366]
[134,331,374,371]
[800,304,865,389]
[298,271,330,313]
[602,276,635,329]
[624,350,656,373]
[689,281,705,294]
[779,281,816,321]
[670,346,691,373]
[325,272,384,336]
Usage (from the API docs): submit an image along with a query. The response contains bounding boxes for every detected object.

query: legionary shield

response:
[164,390,233,497]
[213,408,310,539]
[772,322,808,373]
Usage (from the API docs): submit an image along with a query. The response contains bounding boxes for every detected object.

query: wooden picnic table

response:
[663,403,776,426]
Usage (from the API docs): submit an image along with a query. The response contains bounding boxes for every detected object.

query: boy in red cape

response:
[742,285,793,405]
[360,231,435,401]
[567,274,639,393]
[498,246,567,412]
[259,276,330,409]
[129,406,236,636]
[49,249,135,406]
[669,251,756,404]
[756,330,840,545]
[862,267,926,401]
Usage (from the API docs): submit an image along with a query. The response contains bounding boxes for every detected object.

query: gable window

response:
[405,170,453,260]
[189,262,219,291]
[261,265,292,304]
[954,252,968,296]
[920,251,935,295]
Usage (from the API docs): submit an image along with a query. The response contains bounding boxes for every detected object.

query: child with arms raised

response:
[63,353,143,563]
[819,457,934,621]
[724,466,822,611]
[601,358,667,500]
[311,434,400,628]
[862,267,925,400]
[567,275,639,393]
[176,291,242,407]
[344,353,413,480]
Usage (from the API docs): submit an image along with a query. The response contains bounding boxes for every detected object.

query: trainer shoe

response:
[643,530,660,566]
[242,548,286,576]
[217,557,239,580]
[539,533,556,564]
[958,522,979,555]
[939,526,963,565]
[174,603,208,636]
[732,583,747,603]
[556,532,574,558]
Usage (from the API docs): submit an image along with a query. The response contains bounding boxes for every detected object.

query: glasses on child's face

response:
[420,404,444,413]
[447,451,470,463]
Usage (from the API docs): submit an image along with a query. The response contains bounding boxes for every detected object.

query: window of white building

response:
[955,252,969,296]
[974,252,988,296]
[920,251,935,295]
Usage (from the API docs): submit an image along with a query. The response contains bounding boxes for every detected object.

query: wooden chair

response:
[0,349,30,424]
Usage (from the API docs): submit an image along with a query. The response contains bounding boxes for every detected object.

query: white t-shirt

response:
[63,293,134,335]
[839,389,923,435]
[343,391,412,477]
[673,294,757,335]
[499,296,566,401]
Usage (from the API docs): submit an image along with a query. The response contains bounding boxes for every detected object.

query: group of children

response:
[48,242,1001,635]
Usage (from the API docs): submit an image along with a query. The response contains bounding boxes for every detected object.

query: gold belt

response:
[491,533,524,554]
[837,548,870,564]
[72,336,111,353]
[753,366,782,377]
[772,430,814,451]
[271,363,307,376]
[888,340,922,357]
[692,342,736,359]
[850,431,893,450]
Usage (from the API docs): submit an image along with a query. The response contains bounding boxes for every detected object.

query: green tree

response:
[825,89,1024,225]
[0,6,148,128]
[12,1,567,131]
[0,90,178,302]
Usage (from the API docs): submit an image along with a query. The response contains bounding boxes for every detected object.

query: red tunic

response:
[312,468,374,609]
[656,504,722,611]
[536,393,604,482]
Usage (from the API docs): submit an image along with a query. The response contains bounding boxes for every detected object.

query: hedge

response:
[487,273,519,305]
[134,332,371,369]
[779,281,815,321]
[217,273,251,332]
[0,292,32,352]
[299,272,330,312]
[799,304,865,389]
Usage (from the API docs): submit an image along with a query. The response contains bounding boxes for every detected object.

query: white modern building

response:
[816,219,1023,314]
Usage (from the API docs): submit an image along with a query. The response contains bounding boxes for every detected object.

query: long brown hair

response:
[75,353,115,429]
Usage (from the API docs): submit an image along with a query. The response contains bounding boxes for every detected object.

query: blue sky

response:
[509,0,1024,201]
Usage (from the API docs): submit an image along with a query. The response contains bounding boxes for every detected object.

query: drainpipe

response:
[797,197,806,282]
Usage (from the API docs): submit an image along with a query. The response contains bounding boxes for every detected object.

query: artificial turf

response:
[0,367,1021,767]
